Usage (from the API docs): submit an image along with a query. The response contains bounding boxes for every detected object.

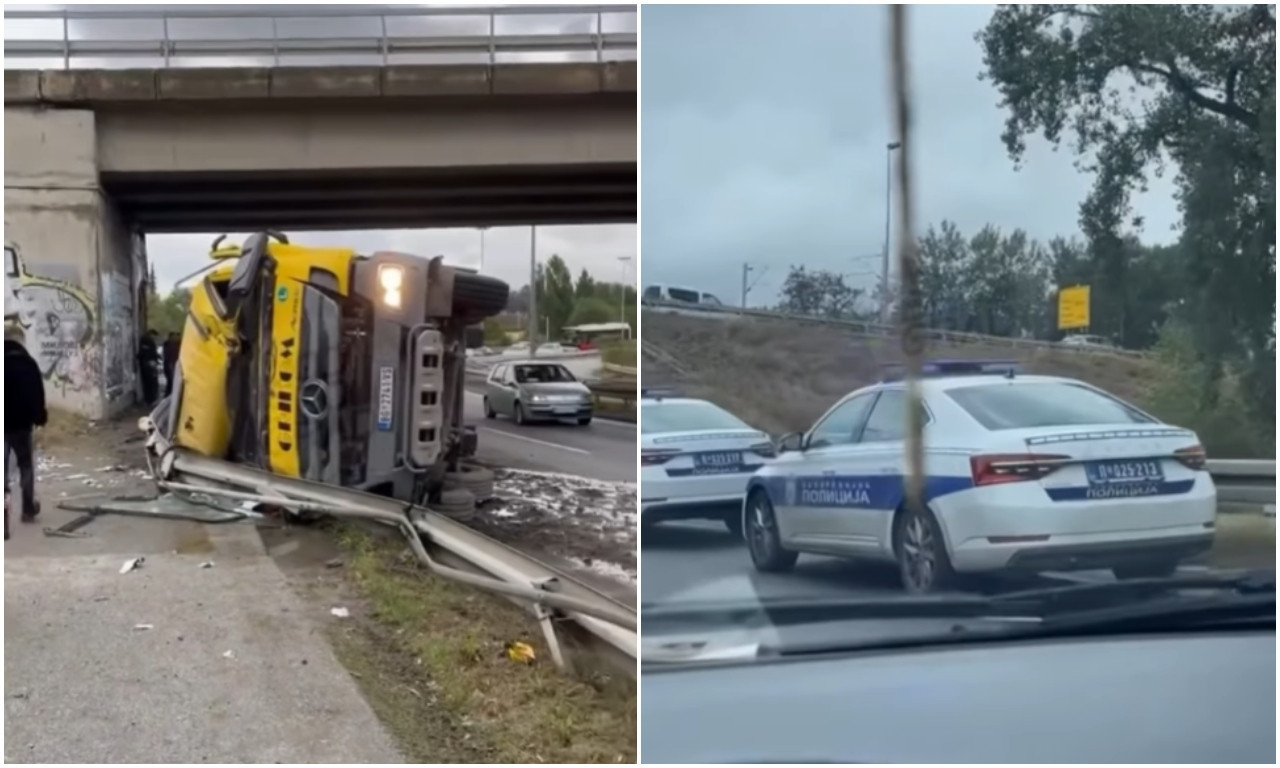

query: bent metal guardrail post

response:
[139,416,637,678]
[3,5,637,69]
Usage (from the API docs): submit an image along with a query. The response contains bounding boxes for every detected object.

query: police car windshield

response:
[947,382,1155,430]
[641,401,752,434]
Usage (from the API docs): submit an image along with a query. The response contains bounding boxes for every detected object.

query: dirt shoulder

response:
[263,521,636,764]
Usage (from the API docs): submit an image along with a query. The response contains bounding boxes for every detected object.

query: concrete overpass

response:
[3,62,636,417]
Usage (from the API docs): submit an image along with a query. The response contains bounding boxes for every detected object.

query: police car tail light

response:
[971,453,1069,486]
[641,448,681,467]
[749,442,776,459]
[1174,445,1207,470]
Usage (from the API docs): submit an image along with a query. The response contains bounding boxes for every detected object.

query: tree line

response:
[497,254,637,344]
[779,4,1274,435]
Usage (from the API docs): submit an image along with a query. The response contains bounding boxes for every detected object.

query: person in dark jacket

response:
[5,331,48,533]
[162,332,181,397]
[138,329,161,405]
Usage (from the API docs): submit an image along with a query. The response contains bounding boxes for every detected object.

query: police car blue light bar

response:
[640,387,683,400]
[880,359,1023,382]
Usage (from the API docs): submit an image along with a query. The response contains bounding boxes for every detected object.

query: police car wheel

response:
[745,490,798,573]
[894,506,956,594]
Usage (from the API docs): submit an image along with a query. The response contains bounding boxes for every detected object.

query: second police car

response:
[744,360,1217,593]
[640,389,776,536]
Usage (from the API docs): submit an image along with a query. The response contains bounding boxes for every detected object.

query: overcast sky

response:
[641,4,1181,306]
[148,226,636,293]
[4,4,637,293]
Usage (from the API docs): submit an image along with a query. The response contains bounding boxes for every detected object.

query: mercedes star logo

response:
[300,379,329,420]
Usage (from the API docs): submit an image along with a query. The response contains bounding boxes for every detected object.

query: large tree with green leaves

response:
[978,3,1276,421]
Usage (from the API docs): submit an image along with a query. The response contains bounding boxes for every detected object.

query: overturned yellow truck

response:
[158,231,507,506]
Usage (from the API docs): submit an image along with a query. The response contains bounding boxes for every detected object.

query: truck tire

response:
[443,464,495,501]
[435,488,477,520]
[453,273,509,320]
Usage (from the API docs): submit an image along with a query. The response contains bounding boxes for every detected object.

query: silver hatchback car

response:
[483,360,594,426]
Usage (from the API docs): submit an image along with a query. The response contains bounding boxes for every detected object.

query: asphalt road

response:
[463,387,636,483]
[641,521,909,606]
[639,521,1165,607]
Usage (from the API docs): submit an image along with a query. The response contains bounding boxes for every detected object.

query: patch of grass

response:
[331,526,636,764]
[600,339,637,369]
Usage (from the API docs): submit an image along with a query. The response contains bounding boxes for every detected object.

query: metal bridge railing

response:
[3,5,637,70]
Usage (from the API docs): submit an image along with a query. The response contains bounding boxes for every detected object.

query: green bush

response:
[1139,322,1275,459]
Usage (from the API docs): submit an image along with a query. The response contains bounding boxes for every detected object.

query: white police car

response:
[641,389,775,536]
[743,360,1217,593]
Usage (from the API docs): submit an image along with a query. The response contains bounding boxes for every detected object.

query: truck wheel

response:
[436,488,477,519]
[453,273,509,320]
[443,464,495,501]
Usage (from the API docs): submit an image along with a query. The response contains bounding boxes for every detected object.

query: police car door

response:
[783,391,878,553]
[854,388,914,552]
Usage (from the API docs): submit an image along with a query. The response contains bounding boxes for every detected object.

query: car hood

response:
[520,381,590,395]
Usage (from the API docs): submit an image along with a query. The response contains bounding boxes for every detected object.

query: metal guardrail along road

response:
[4,5,637,69]
[1207,460,1277,508]
[139,412,636,679]
[643,299,1153,359]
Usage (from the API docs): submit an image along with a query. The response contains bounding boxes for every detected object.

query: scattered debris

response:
[459,468,637,585]
[324,557,344,569]
[506,641,537,664]
[330,606,351,618]
[222,650,235,659]
[133,624,154,631]
[42,527,89,539]
[119,557,145,574]
[199,561,215,569]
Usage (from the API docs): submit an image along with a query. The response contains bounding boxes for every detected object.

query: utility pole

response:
[528,225,537,356]
[741,263,753,307]
[617,256,632,323]
[880,140,902,322]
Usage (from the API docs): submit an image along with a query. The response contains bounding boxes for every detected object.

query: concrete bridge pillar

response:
[4,107,141,419]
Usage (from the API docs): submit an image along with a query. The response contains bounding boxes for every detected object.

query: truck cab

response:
[164,232,509,503]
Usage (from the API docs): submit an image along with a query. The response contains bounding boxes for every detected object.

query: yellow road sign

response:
[1058,285,1090,330]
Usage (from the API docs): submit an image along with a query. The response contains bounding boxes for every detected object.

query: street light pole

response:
[478,227,488,273]
[741,263,753,308]
[528,225,537,356]
[880,140,902,322]
[617,256,631,323]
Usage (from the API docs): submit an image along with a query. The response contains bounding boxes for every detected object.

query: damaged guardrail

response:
[138,418,637,678]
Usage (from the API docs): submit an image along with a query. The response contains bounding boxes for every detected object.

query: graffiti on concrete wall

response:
[101,272,135,400]
[4,243,100,395]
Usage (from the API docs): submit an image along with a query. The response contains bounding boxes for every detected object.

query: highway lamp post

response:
[528,225,538,357]
[617,255,632,324]
[879,140,902,323]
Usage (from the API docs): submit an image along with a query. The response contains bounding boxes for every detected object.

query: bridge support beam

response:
[4,107,141,419]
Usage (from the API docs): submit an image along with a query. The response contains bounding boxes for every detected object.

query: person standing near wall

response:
[138,329,160,405]
[162,331,180,398]
[5,324,48,533]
